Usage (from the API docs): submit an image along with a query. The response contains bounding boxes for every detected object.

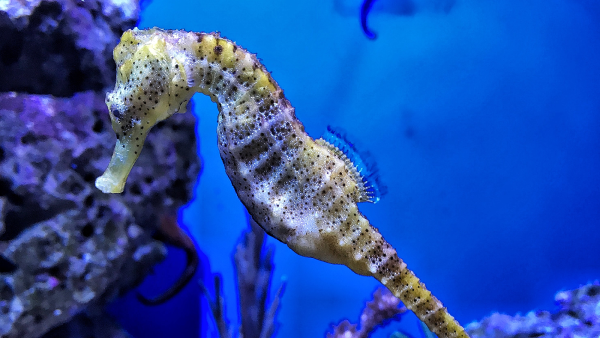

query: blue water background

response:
[111,0,600,337]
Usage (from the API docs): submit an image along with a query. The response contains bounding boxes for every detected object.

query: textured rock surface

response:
[0,91,200,338]
[42,310,133,338]
[0,0,139,96]
[466,282,600,338]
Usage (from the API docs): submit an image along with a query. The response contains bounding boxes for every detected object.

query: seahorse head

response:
[96,29,193,193]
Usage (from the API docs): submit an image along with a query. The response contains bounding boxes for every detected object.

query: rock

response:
[41,310,134,338]
[0,0,140,96]
[466,282,600,338]
[0,91,200,338]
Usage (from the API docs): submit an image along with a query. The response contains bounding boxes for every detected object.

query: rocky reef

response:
[0,0,203,336]
[466,282,600,338]
[0,91,200,337]
[0,0,139,96]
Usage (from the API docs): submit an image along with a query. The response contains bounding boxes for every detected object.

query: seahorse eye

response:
[110,104,124,120]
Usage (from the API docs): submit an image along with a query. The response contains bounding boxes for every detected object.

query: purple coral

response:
[328,288,407,338]
[466,281,600,338]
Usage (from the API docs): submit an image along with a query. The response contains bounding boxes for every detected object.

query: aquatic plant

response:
[95,28,470,337]
[200,214,285,338]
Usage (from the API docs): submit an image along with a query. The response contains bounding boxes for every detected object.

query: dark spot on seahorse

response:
[195,32,204,42]
[214,45,223,55]
[233,45,237,52]
[110,104,124,120]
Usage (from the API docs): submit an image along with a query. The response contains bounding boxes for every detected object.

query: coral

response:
[96,28,470,337]
[0,91,200,337]
[328,288,407,338]
[201,214,285,338]
[466,282,600,338]
[0,0,139,96]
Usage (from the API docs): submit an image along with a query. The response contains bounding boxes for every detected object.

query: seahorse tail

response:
[375,250,469,338]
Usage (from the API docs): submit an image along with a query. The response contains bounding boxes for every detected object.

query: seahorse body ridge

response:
[96,27,470,338]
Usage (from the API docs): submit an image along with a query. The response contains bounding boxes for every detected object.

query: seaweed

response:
[200,213,286,338]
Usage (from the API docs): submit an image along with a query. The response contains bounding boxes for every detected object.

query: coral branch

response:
[200,213,285,338]
[259,281,287,338]
[199,274,232,338]
[328,288,407,338]
[234,214,285,338]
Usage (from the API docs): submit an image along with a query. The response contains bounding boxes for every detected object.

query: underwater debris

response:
[0,0,140,96]
[466,282,600,338]
[200,214,286,338]
[327,288,407,338]
[0,91,199,338]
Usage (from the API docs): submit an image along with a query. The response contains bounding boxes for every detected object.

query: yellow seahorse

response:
[96,28,470,338]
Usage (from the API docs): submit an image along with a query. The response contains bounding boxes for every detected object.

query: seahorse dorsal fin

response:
[318,126,386,203]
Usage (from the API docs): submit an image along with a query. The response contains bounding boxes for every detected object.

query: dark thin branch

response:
[199,274,232,338]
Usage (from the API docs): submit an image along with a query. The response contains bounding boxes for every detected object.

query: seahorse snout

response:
[96,136,145,194]
[96,103,154,194]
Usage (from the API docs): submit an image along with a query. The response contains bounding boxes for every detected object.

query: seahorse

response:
[95,27,470,338]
